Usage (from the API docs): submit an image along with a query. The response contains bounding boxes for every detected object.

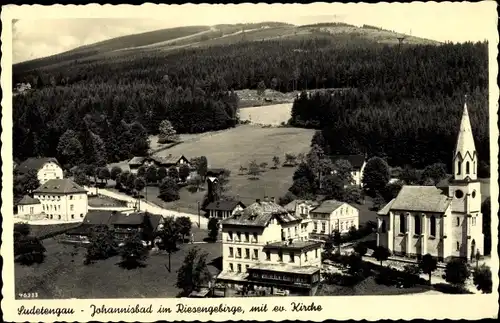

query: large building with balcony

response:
[308,200,360,239]
[377,102,484,261]
[217,198,323,296]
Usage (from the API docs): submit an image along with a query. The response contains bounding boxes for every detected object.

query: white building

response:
[329,154,367,186]
[309,200,360,239]
[217,198,323,296]
[17,195,43,218]
[205,200,246,220]
[16,157,63,184]
[284,199,320,239]
[377,102,484,261]
[33,179,88,221]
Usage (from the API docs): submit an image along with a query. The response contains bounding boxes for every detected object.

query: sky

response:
[10,2,497,64]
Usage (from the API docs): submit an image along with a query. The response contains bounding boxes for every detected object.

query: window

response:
[71,214,74,219]
[456,242,460,251]
[229,247,234,257]
[466,161,470,174]
[266,251,271,260]
[236,232,241,241]
[301,206,305,214]
[381,219,387,233]
[457,161,461,175]
[245,232,249,242]
[70,204,74,211]
[287,228,291,236]
[430,216,436,236]
[80,213,84,218]
[253,249,258,260]
[50,214,53,219]
[70,195,73,200]
[322,222,326,232]
[414,215,421,235]
[237,264,241,273]
[455,190,464,199]
[246,265,249,271]
[253,233,258,242]
[472,190,476,198]
[29,207,34,214]
[245,248,250,259]
[305,253,308,262]
[314,222,318,231]
[58,215,61,220]
[237,248,242,258]
[229,263,234,271]
[399,214,406,233]
[290,252,295,263]
[278,251,283,262]
[340,222,344,231]
[456,217,460,226]
[315,249,318,258]
[228,231,233,240]
[472,217,476,226]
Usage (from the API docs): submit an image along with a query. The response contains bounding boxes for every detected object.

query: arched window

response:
[456,242,460,251]
[466,161,470,174]
[473,161,476,174]
[456,217,460,226]
[457,161,462,175]
[414,215,421,235]
[381,220,387,233]
[430,216,436,236]
[399,214,406,233]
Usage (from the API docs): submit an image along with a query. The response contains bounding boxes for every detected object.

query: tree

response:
[272,156,280,169]
[306,144,326,181]
[353,243,367,256]
[382,181,403,202]
[332,230,342,254]
[159,177,180,202]
[419,253,438,285]
[248,160,261,179]
[284,153,297,166]
[119,234,148,269]
[444,258,471,287]
[14,169,41,202]
[333,159,354,186]
[73,168,90,186]
[168,166,179,181]
[146,166,158,184]
[257,80,266,97]
[421,163,447,184]
[259,162,268,171]
[175,216,192,243]
[399,165,421,185]
[110,166,122,181]
[289,176,315,199]
[347,226,358,241]
[98,167,110,185]
[137,166,147,178]
[118,171,130,190]
[472,264,492,294]
[14,236,46,266]
[134,177,146,197]
[157,216,180,272]
[125,173,137,193]
[179,164,191,182]
[372,193,386,211]
[85,225,118,264]
[362,157,390,196]
[347,253,364,278]
[481,197,491,255]
[157,167,168,181]
[372,246,390,266]
[158,119,180,142]
[57,129,84,167]
[208,218,219,242]
[321,174,344,200]
[176,247,211,296]
[191,156,208,181]
[343,185,363,204]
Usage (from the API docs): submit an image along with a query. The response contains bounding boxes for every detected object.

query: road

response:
[84,186,208,229]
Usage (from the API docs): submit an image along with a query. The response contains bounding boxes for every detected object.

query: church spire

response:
[453,96,477,180]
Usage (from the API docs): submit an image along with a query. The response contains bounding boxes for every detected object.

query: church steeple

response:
[453,97,477,180]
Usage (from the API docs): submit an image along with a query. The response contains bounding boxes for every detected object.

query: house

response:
[329,154,367,186]
[16,157,64,184]
[205,200,246,220]
[17,195,43,218]
[377,102,484,261]
[217,198,323,296]
[128,154,193,177]
[284,199,320,238]
[309,200,360,239]
[33,179,88,221]
[64,210,116,239]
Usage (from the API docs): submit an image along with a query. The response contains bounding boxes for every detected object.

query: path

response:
[85,186,208,229]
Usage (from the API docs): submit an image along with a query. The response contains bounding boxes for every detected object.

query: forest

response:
[13,35,488,170]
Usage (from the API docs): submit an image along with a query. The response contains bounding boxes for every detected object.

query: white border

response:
[2,3,499,321]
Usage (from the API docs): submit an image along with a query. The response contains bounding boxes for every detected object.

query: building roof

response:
[329,154,366,169]
[221,200,301,227]
[33,179,87,194]
[310,200,347,214]
[83,210,115,225]
[283,199,320,213]
[16,157,60,174]
[110,211,163,229]
[389,185,452,213]
[263,240,323,252]
[18,195,41,205]
[205,200,245,211]
[455,102,477,159]
[248,263,320,275]
[128,155,189,167]
[377,198,396,216]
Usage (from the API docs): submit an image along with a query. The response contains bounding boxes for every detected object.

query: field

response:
[88,195,127,207]
[238,103,293,126]
[15,228,222,299]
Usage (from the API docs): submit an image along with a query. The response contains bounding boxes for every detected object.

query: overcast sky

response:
[10,2,497,64]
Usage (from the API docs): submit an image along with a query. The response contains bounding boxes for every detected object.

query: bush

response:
[433,283,473,294]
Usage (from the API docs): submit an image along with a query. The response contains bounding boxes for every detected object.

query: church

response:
[377,101,484,261]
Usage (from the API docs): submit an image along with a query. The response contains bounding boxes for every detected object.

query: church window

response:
[456,242,460,251]
[430,216,436,236]
[455,190,464,199]
[456,217,460,226]
[381,220,387,233]
[472,190,476,198]
[414,215,421,235]
[457,161,461,175]
[399,214,406,233]
[466,162,470,174]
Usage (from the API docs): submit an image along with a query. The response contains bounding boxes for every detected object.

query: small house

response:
[205,200,246,220]
[16,157,64,184]
[329,154,367,186]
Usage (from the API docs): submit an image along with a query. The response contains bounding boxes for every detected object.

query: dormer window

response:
[457,161,462,175]
[466,161,470,175]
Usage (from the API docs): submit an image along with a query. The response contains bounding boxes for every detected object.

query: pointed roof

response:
[454,101,476,158]
[16,157,60,174]
[33,179,87,194]
[18,195,41,205]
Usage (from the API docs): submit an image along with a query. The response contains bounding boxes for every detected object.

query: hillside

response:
[13,22,438,73]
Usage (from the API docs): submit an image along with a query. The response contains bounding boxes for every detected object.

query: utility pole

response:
[198,201,201,228]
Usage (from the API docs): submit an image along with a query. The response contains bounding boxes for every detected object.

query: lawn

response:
[26,223,82,239]
[88,195,127,207]
[317,276,431,296]
[238,103,293,126]
[147,125,315,213]
[15,234,222,299]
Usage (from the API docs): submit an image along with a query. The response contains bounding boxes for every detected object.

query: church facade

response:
[377,102,484,261]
